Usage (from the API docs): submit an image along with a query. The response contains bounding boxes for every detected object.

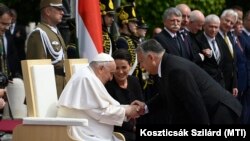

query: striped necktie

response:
[211,40,220,63]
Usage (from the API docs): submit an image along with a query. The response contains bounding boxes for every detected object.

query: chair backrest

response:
[64,59,88,82]
[21,59,57,117]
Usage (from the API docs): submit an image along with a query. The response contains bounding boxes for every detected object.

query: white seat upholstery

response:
[3,78,27,119]
[31,65,57,117]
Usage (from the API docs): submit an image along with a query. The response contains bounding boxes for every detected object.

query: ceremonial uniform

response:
[26,0,67,97]
[100,0,116,55]
[26,23,67,97]
[116,5,142,84]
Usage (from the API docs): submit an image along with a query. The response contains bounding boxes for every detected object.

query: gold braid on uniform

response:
[121,35,138,75]
[102,30,112,54]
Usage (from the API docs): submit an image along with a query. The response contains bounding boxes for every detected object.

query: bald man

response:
[185,10,206,65]
[176,3,191,29]
[187,10,205,34]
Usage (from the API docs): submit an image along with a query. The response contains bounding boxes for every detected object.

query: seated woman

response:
[105,49,144,141]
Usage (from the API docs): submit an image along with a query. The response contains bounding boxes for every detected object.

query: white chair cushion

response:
[31,65,58,117]
[6,78,27,118]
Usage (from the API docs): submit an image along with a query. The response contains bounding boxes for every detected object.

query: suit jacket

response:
[196,33,225,86]
[216,33,237,92]
[4,23,26,78]
[241,30,250,87]
[235,35,247,93]
[2,32,19,79]
[11,23,27,61]
[154,29,190,60]
[147,53,242,124]
[186,31,202,65]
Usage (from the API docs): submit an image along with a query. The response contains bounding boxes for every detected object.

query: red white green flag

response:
[76,0,103,62]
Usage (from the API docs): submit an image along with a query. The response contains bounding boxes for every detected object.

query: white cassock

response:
[57,66,126,141]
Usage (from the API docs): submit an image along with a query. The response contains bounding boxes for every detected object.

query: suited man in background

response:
[184,10,205,66]
[4,9,26,78]
[196,14,225,87]
[154,7,191,60]
[134,39,242,124]
[241,10,250,124]
[217,9,238,96]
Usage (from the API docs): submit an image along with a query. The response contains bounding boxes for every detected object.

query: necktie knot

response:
[211,39,215,44]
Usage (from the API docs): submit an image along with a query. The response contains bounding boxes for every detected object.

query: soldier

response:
[100,0,116,55]
[135,16,148,43]
[116,5,138,76]
[26,0,67,97]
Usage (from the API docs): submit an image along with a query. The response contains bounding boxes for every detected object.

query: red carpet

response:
[0,119,22,133]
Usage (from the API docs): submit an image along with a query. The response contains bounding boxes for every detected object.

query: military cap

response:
[40,0,63,10]
[100,0,115,15]
[116,5,138,24]
[137,16,148,29]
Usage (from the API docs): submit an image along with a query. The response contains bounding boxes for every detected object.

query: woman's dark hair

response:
[112,49,132,64]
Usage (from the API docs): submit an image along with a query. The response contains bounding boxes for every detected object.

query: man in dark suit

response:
[217,9,238,96]
[134,39,242,124]
[4,9,26,78]
[154,7,190,61]
[196,14,225,87]
[176,4,203,65]
[185,10,205,66]
[241,10,250,124]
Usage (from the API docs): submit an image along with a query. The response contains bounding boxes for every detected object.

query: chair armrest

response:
[22,117,88,126]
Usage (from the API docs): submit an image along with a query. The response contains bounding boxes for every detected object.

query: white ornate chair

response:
[12,59,88,141]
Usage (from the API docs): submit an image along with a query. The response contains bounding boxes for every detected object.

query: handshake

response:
[125,100,146,120]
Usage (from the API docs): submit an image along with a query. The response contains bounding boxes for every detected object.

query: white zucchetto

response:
[91,52,114,62]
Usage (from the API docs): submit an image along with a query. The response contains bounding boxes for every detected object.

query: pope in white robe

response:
[57,53,138,141]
